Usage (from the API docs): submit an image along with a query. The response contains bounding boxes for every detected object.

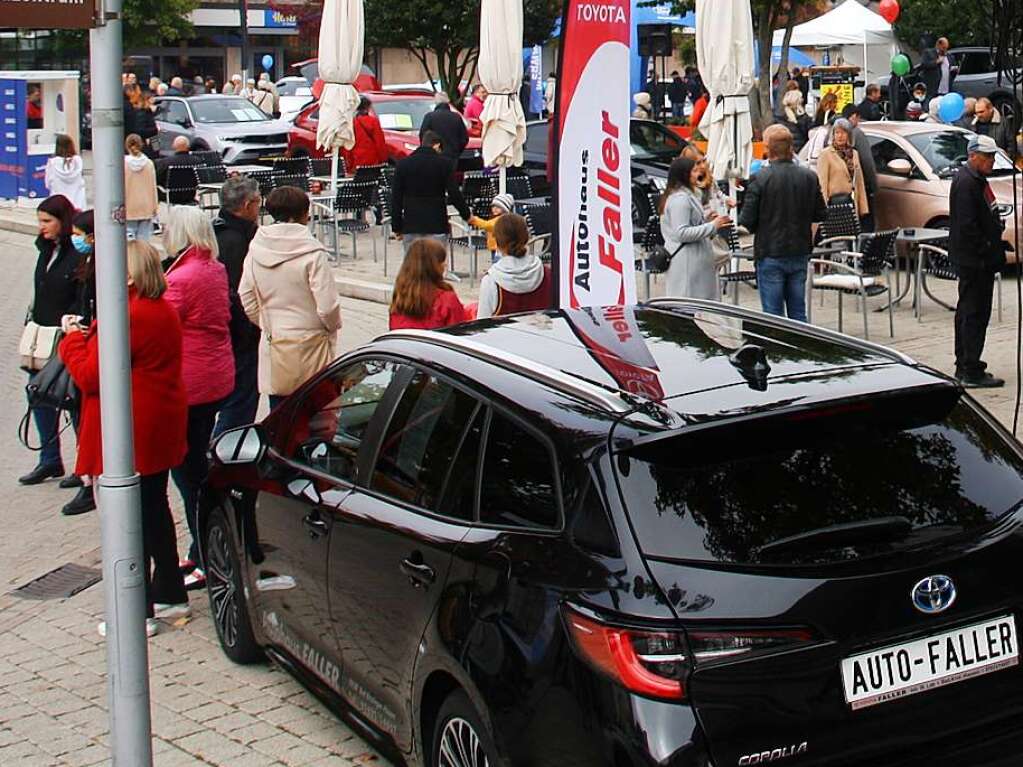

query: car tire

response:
[205,507,263,665]
[928,217,950,231]
[431,690,501,767]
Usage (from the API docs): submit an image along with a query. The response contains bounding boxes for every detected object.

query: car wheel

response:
[928,217,950,231]
[432,690,500,767]
[205,507,263,664]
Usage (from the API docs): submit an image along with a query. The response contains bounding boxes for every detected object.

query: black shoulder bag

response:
[18,354,79,451]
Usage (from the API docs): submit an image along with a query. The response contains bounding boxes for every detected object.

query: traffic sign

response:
[0,0,95,29]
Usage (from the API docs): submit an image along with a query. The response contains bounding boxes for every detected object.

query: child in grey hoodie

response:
[476,213,552,319]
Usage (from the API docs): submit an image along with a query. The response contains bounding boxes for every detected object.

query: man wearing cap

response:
[949,134,1008,388]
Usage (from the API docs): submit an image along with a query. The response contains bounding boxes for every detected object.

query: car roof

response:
[375,300,945,431]
[861,121,971,139]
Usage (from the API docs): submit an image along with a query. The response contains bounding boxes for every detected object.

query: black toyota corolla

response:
[200,298,1023,767]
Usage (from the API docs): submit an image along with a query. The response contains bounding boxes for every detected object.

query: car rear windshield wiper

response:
[757,516,912,561]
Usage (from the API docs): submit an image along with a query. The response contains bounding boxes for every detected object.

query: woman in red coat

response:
[348,96,389,170]
[59,240,190,637]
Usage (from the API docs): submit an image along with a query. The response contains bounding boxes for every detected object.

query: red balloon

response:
[879,0,900,24]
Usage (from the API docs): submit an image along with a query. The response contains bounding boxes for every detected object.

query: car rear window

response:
[616,397,1023,566]
[375,100,434,131]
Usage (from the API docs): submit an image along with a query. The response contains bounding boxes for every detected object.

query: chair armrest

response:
[809,259,862,277]
[448,218,474,235]
[817,236,859,251]
[917,244,950,257]
[527,233,551,253]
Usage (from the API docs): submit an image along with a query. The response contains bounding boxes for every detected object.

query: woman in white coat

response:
[44,134,87,210]
[659,157,731,301]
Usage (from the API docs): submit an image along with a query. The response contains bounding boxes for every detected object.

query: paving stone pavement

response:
[1,221,1022,765]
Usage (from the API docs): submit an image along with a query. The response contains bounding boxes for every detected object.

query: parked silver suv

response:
[949,47,1021,122]
[152,95,291,165]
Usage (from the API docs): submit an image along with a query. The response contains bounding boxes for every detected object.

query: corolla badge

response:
[911,575,957,614]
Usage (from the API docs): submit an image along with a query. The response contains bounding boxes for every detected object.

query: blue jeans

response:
[671,102,685,119]
[212,347,259,439]
[756,256,809,323]
[31,400,63,469]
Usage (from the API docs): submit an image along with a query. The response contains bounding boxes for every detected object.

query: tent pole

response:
[499,166,507,195]
[863,29,868,97]
[331,147,339,193]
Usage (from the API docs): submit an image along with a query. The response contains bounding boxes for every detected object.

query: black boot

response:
[61,486,96,516]
[59,474,84,489]
[18,463,64,486]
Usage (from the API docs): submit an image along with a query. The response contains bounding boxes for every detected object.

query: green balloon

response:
[891,54,911,77]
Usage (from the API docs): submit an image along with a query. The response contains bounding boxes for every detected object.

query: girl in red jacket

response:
[163,206,235,589]
[348,96,389,170]
[59,240,190,637]
[389,238,468,330]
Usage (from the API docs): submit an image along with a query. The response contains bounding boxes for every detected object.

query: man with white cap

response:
[949,134,1009,388]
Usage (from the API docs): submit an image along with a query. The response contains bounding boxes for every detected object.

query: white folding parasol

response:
[696,0,755,182]
[478,0,526,194]
[316,0,364,191]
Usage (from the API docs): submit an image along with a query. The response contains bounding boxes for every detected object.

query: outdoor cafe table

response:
[895,227,953,318]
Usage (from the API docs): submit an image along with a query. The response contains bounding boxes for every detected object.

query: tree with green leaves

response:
[892,0,991,50]
[49,0,197,63]
[363,0,561,103]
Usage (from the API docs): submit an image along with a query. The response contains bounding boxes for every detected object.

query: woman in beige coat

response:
[239,186,342,409]
[123,134,158,240]
[816,118,869,218]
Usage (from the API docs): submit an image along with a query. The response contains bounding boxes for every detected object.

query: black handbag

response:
[647,241,684,273]
[18,355,79,451]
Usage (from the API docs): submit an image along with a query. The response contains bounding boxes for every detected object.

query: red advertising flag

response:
[565,305,665,401]
[552,0,636,309]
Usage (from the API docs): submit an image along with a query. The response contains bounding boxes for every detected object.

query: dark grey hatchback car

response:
[202,299,1023,767]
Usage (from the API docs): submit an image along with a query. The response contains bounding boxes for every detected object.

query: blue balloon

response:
[261,54,274,71]
[750,159,764,175]
[938,92,965,123]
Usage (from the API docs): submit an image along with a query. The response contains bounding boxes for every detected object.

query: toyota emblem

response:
[911,575,957,615]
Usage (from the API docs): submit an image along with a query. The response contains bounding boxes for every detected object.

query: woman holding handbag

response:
[19,195,80,487]
[163,206,234,590]
[59,240,190,636]
[816,118,869,220]
[239,186,342,411]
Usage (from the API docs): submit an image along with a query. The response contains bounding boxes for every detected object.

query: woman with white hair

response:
[816,118,869,218]
[777,89,812,153]
[633,92,654,120]
[163,206,234,590]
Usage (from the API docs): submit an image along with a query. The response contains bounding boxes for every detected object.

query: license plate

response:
[841,615,1019,710]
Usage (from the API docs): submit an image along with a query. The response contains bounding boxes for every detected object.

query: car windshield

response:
[374,100,435,131]
[190,98,272,124]
[909,130,1015,177]
[630,121,686,161]
[616,397,1023,567]
[277,80,312,97]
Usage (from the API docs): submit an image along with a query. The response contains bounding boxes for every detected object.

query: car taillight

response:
[564,607,688,700]
[563,606,816,701]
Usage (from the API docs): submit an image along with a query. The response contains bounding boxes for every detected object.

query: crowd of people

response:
[120,70,283,119]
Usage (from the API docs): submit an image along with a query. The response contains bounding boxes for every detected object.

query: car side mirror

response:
[211,426,266,466]
[888,159,913,176]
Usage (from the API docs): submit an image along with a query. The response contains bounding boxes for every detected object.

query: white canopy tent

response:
[773,0,898,89]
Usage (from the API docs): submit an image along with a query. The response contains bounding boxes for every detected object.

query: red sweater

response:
[347,112,389,170]
[59,292,189,477]
[389,289,468,330]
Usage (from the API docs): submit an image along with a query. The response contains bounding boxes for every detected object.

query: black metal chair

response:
[917,241,1002,323]
[310,156,345,180]
[809,229,898,340]
[816,200,862,253]
[462,172,498,218]
[196,165,228,184]
[191,150,222,166]
[503,174,533,202]
[353,163,386,184]
[157,166,199,207]
[637,213,669,300]
[518,200,553,262]
[717,227,756,305]
[272,172,310,192]
[273,156,311,178]
[333,180,377,260]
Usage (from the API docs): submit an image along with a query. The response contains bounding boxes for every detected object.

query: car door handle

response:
[400,557,436,587]
[302,512,328,538]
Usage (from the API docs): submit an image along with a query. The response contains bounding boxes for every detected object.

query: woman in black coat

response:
[19,195,81,486]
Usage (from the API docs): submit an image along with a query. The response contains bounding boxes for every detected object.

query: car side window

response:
[437,407,485,522]
[285,359,399,484]
[525,124,548,155]
[870,138,913,176]
[369,370,480,515]
[479,411,560,529]
[166,101,190,127]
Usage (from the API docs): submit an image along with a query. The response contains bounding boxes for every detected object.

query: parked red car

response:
[288,91,483,172]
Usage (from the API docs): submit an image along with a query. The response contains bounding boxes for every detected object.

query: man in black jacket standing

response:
[212,176,264,434]
[919,37,953,109]
[392,131,471,254]
[950,135,1007,388]
[739,125,828,322]
[419,93,469,163]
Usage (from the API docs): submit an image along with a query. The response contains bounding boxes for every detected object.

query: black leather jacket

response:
[949,164,1004,270]
[738,159,828,260]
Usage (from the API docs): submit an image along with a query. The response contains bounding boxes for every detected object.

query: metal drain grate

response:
[11,563,102,600]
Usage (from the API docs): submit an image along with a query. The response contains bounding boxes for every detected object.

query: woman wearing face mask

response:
[58,209,99,515]
[19,195,81,488]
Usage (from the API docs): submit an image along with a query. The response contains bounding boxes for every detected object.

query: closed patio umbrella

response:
[316,0,364,190]
[479,0,526,194]
[696,0,755,182]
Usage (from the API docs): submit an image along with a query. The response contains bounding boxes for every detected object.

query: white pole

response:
[90,0,154,760]
[499,165,507,195]
[863,30,869,100]
[331,146,339,193]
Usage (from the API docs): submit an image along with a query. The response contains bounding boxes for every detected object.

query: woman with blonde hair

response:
[816,118,869,218]
[163,206,234,588]
[814,91,839,128]
[389,239,467,330]
[240,186,342,410]
[59,239,190,635]
[44,134,86,209]
[778,89,812,152]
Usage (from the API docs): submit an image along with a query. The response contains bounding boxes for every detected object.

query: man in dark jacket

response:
[668,71,687,119]
[738,124,828,322]
[155,136,203,189]
[949,135,1008,388]
[392,131,471,253]
[919,37,954,108]
[212,176,263,435]
[419,93,469,163]
[972,98,1012,153]
[858,84,883,122]
[843,104,880,230]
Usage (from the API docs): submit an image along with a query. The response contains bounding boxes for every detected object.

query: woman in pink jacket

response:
[163,206,234,589]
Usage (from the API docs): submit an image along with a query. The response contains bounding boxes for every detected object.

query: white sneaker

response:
[183,568,206,590]
[153,602,191,620]
[97,618,160,638]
